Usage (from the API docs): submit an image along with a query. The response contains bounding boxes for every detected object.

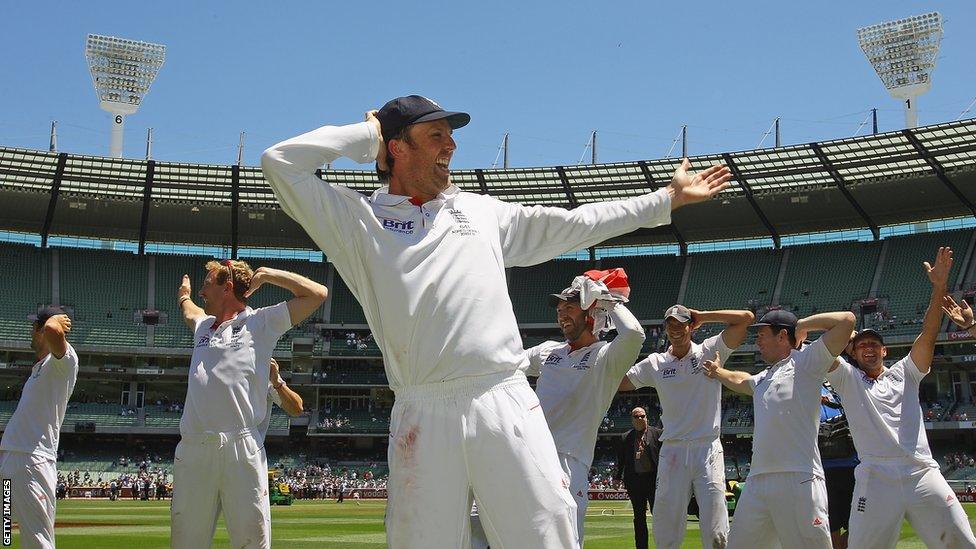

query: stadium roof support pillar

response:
[231,165,240,259]
[721,154,781,249]
[903,130,976,218]
[138,160,156,255]
[638,160,687,255]
[810,143,879,240]
[554,166,579,208]
[40,153,67,248]
[474,169,489,194]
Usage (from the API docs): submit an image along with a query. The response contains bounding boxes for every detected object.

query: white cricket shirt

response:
[180,302,292,435]
[0,344,79,460]
[748,338,834,477]
[626,333,733,442]
[523,304,645,466]
[262,122,672,388]
[826,356,936,467]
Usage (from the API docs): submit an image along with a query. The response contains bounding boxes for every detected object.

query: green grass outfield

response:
[11,499,976,548]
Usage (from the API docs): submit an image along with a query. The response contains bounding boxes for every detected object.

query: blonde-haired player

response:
[170,259,326,548]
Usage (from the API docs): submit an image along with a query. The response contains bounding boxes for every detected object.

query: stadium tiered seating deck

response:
[509,259,591,323]
[58,247,149,347]
[245,257,328,353]
[143,405,182,428]
[779,241,882,316]
[331,273,367,325]
[64,403,139,428]
[0,243,50,342]
[874,230,972,338]
[609,254,684,319]
[152,253,210,349]
[683,248,782,311]
[0,400,17,424]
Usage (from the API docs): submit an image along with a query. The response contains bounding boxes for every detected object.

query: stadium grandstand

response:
[2,117,976,504]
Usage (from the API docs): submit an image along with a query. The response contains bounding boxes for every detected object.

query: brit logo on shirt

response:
[662,367,678,379]
[195,335,210,348]
[379,217,416,235]
[544,354,563,367]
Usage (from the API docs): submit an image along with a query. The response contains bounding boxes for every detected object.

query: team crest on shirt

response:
[378,217,416,235]
[689,355,702,375]
[448,209,479,236]
[574,351,593,371]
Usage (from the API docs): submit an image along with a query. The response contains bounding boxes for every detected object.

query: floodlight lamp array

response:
[86,34,166,111]
[856,12,942,95]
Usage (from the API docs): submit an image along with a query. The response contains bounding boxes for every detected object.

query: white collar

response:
[369,184,459,206]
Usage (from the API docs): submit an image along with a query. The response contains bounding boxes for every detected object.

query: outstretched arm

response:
[245,267,328,326]
[703,357,753,395]
[910,247,953,374]
[690,308,755,349]
[178,275,207,330]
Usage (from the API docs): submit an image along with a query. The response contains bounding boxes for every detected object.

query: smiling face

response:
[389,119,456,199]
[198,269,231,316]
[556,300,589,342]
[664,317,692,348]
[852,336,887,371]
[754,325,793,365]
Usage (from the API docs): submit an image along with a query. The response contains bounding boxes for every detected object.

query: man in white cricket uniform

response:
[619,304,754,549]
[827,247,976,549]
[472,268,645,547]
[171,260,326,548]
[0,307,75,549]
[261,95,731,548]
[705,308,855,549]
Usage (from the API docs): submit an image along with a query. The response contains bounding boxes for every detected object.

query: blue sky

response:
[2,1,974,169]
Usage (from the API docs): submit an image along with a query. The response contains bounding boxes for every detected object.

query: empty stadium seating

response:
[0,243,50,342]
[682,248,782,312]
[779,240,882,315]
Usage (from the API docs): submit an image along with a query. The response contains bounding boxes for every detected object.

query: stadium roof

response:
[1,119,974,254]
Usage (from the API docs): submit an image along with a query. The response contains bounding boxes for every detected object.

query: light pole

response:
[85,34,166,157]
[857,12,942,129]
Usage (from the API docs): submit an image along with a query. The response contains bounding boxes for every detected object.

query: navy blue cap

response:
[750,309,798,331]
[548,289,581,308]
[375,95,470,143]
[851,328,884,346]
[34,305,67,326]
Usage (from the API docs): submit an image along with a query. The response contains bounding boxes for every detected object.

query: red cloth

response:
[583,268,630,299]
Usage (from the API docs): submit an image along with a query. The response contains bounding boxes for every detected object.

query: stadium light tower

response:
[857,12,942,129]
[85,34,166,157]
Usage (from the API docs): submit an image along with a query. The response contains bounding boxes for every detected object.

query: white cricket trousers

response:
[653,437,729,549]
[170,428,270,548]
[0,451,56,549]
[559,452,590,548]
[847,459,976,549]
[727,471,831,549]
[386,370,577,549]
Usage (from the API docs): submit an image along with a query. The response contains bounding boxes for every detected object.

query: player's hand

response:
[702,357,720,379]
[942,294,974,328]
[365,110,388,172]
[667,159,732,210]
[924,247,952,289]
[688,308,703,331]
[179,274,192,300]
[46,314,71,334]
[244,267,270,299]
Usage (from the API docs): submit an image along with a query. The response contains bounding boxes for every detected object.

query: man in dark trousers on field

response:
[616,406,662,549]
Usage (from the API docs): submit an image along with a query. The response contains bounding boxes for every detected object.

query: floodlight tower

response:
[857,12,942,129]
[85,34,166,157]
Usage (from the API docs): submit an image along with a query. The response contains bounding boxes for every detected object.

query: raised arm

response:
[497,160,731,266]
[178,274,206,330]
[702,357,753,395]
[271,358,304,417]
[795,311,857,358]
[690,308,755,349]
[42,314,71,360]
[603,303,646,378]
[244,267,328,326]
[911,247,953,374]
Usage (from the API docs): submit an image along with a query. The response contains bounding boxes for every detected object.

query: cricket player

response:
[827,247,976,549]
[619,304,754,549]
[704,308,855,549]
[472,268,646,547]
[170,260,327,548]
[0,306,76,549]
[261,94,731,548]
